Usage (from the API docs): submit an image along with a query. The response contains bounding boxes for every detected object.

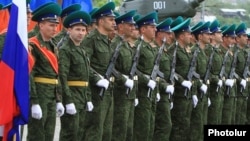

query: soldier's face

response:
[200,33,210,44]
[161,32,172,45]
[131,29,140,40]
[223,36,235,47]
[39,21,58,39]
[236,34,248,47]
[142,25,157,41]
[120,23,135,38]
[212,32,223,43]
[68,24,87,44]
[182,32,192,45]
[100,16,116,32]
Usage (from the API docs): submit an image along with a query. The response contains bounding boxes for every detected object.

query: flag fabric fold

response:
[0,0,29,141]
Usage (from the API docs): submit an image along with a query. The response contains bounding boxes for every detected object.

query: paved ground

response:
[22,117,61,141]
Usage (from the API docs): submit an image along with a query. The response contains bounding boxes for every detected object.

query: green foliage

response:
[205,0,250,27]
[92,0,121,8]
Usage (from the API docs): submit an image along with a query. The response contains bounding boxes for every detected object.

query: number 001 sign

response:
[153,1,166,9]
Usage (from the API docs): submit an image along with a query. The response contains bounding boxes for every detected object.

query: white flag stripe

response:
[14,0,28,51]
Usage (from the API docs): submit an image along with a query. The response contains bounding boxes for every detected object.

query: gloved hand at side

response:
[31,104,42,119]
[66,103,77,115]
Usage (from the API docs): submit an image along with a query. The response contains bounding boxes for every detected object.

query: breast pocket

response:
[94,45,110,65]
[71,53,86,75]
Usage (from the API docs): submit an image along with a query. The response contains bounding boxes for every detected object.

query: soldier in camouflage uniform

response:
[27,3,65,141]
[58,10,96,141]
[234,23,249,124]
[153,17,175,141]
[82,2,116,141]
[53,4,81,46]
[110,10,137,141]
[132,11,160,141]
[189,21,210,141]
[168,18,194,141]
[220,24,237,125]
[206,19,224,125]
[28,2,55,38]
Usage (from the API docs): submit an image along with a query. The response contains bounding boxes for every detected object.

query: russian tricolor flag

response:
[0,0,29,141]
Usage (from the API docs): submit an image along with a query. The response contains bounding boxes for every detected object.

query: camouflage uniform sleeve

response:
[58,47,73,104]
[82,35,102,85]
[29,43,39,104]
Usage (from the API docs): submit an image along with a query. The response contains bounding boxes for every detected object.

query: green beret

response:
[170,16,184,28]
[209,19,221,33]
[235,22,247,36]
[61,3,81,18]
[133,14,141,22]
[89,7,99,23]
[192,21,211,35]
[171,18,191,33]
[32,3,62,23]
[221,25,229,32]
[115,10,136,25]
[32,2,55,15]
[92,2,115,19]
[136,11,158,27]
[156,17,173,32]
[191,21,203,32]
[222,24,236,37]
[63,10,91,28]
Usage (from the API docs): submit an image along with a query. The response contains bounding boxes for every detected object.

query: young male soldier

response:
[54,3,81,46]
[234,22,248,125]
[220,24,237,125]
[168,18,194,141]
[82,2,116,141]
[133,11,161,141]
[58,10,95,141]
[153,17,175,141]
[189,21,210,141]
[110,10,137,141]
[27,3,65,141]
[28,2,56,38]
[206,19,224,125]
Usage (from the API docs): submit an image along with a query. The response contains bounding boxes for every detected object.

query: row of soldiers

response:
[1,1,250,141]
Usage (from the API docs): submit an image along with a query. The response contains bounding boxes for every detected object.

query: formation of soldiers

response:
[1,1,250,141]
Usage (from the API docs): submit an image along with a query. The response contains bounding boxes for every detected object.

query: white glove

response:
[96,79,109,90]
[240,79,247,89]
[86,101,94,111]
[166,85,174,94]
[170,102,173,110]
[31,104,42,120]
[208,98,211,107]
[66,103,77,115]
[192,95,198,108]
[125,78,134,89]
[217,79,223,87]
[225,79,234,87]
[56,102,65,117]
[181,80,192,90]
[200,84,208,94]
[134,98,139,106]
[147,80,156,90]
[156,93,161,102]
